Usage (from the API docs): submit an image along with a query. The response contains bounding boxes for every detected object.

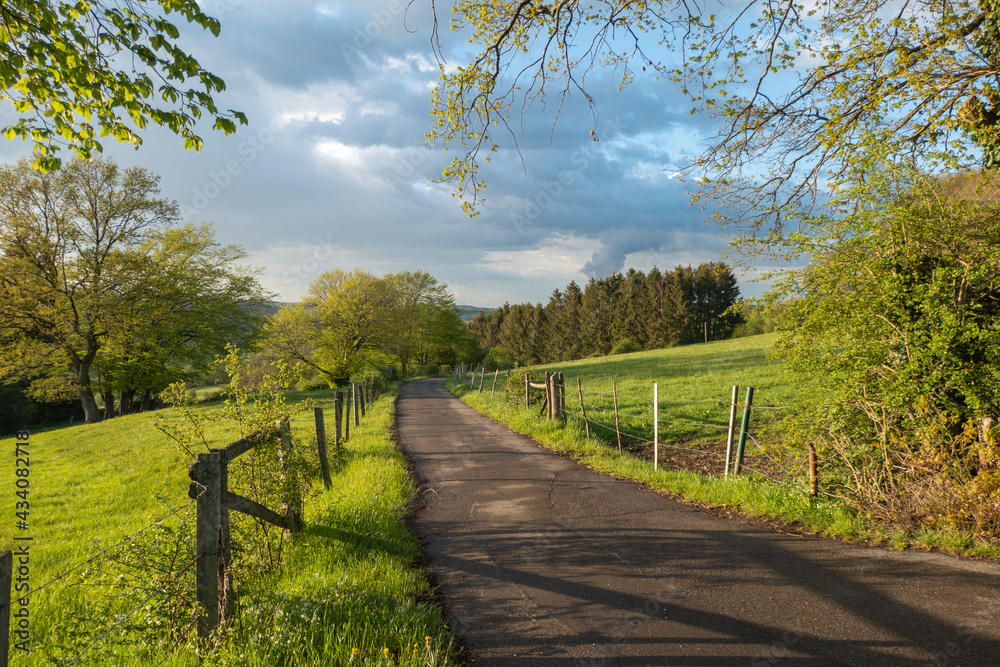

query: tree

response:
[263,269,472,383]
[93,224,267,415]
[383,271,460,376]
[0,157,265,422]
[0,1,245,170]
[428,0,1000,243]
[773,169,1000,532]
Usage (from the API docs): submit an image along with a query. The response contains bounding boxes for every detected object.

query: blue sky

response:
[0,0,783,307]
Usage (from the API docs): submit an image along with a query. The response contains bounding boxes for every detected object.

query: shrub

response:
[610,339,640,355]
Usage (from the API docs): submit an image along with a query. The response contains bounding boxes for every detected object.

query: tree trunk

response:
[140,389,152,412]
[70,351,102,423]
[78,386,102,423]
[102,389,115,419]
[119,388,135,415]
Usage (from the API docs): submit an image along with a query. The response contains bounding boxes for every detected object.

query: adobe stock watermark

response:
[922,586,1000,667]
[340,0,407,63]
[180,112,286,220]
[580,577,690,667]
[203,0,244,18]
[282,235,341,293]
[386,147,430,189]
[509,116,626,233]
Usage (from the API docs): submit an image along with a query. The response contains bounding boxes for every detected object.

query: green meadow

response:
[1,386,459,666]
[449,334,1000,559]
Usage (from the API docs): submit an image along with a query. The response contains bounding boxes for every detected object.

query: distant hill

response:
[456,304,495,321]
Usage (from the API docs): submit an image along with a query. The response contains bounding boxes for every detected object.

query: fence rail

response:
[2,379,383,664]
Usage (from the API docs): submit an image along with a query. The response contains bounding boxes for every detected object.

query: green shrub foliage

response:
[775,171,1000,536]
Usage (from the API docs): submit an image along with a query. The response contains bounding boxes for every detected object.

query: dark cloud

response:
[0,0,742,306]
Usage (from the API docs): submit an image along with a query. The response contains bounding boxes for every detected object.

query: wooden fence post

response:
[190,451,225,638]
[544,372,552,420]
[577,377,591,439]
[560,373,566,419]
[0,550,10,665]
[478,369,485,393]
[654,382,659,472]
[353,384,360,427]
[344,389,351,440]
[808,444,819,496]
[315,407,333,490]
[491,369,499,396]
[613,381,622,455]
[470,368,475,389]
[334,391,343,448]
[359,382,367,417]
[525,373,530,408]
[279,420,303,532]
[733,386,755,476]
[724,385,739,478]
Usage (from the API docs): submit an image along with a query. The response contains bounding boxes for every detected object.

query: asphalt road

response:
[397,378,1000,666]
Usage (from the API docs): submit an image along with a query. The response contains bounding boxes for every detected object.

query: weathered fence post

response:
[353,383,360,427]
[725,385,739,478]
[544,372,553,420]
[344,389,351,440]
[491,369,499,396]
[315,407,333,490]
[613,381,622,455]
[556,372,565,420]
[653,382,659,472]
[808,444,819,496]
[278,420,303,532]
[470,368,475,389]
[334,391,344,448]
[733,386,755,476]
[359,382,367,417]
[478,368,485,393]
[577,377,590,440]
[525,372,530,408]
[0,550,11,665]
[190,451,225,639]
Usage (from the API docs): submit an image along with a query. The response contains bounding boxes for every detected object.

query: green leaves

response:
[773,169,1000,527]
[0,0,246,170]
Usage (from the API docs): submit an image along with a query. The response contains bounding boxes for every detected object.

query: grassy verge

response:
[2,385,459,665]
[448,335,1000,560]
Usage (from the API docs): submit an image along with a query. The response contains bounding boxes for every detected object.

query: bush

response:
[775,170,1000,538]
[482,347,515,371]
[610,339,640,355]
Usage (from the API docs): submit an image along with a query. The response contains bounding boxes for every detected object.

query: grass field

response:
[1,386,460,665]
[482,333,801,478]
[448,334,1000,559]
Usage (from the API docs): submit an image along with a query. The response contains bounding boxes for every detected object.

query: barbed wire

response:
[28,499,196,599]
[656,417,730,431]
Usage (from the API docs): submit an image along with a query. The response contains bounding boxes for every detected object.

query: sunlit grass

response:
[1,386,459,665]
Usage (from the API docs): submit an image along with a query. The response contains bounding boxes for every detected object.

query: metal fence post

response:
[733,386,755,476]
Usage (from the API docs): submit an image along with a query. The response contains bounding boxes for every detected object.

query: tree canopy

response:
[428,0,1000,242]
[773,169,1000,533]
[263,269,473,384]
[0,157,268,422]
[0,1,245,170]
[468,263,743,367]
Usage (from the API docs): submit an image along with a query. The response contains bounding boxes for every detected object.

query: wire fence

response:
[478,369,799,484]
[27,499,197,600]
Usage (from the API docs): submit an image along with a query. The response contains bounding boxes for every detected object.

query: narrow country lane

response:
[397,378,1000,666]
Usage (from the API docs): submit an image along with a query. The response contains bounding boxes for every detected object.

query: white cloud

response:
[477,234,601,281]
